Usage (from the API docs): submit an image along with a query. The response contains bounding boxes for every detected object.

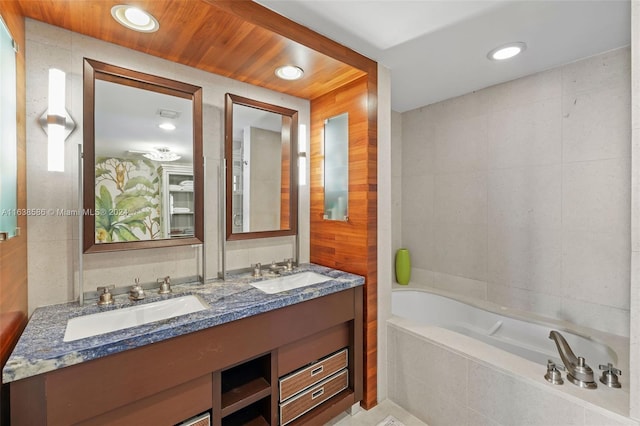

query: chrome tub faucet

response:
[548,330,597,389]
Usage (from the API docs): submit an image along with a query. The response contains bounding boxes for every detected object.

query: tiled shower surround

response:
[398,47,631,337]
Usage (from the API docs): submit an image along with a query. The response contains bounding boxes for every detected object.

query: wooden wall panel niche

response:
[0,2,27,425]
[310,75,377,408]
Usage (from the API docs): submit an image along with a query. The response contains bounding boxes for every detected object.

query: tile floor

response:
[327,399,428,426]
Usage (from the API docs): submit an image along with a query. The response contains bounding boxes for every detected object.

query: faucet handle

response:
[599,363,621,375]
[158,276,172,294]
[547,360,565,371]
[545,360,564,385]
[96,285,115,306]
[252,263,262,277]
[598,363,622,388]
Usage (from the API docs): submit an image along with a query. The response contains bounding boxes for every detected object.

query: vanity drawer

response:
[279,369,348,426]
[279,348,347,401]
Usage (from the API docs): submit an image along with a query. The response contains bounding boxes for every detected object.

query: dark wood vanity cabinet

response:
[10,287,363,426]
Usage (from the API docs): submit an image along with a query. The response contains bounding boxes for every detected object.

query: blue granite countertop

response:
[2,263,364,383]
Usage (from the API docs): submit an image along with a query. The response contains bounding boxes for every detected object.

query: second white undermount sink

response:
[63,295,208,342]
[250,271,331,294]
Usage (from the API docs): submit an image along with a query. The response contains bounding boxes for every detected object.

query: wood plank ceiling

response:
[15,0,367,100]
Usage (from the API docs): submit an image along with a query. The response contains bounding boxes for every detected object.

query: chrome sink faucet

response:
[284,258,294,271]
[129,278,146,301]
[269,261,284,273]
[548,330,597,389]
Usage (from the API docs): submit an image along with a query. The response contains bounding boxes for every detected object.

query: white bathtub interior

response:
[391,289,617,369]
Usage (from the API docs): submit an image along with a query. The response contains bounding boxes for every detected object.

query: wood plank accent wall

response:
[0,2,27,424]
[310,75,378,409]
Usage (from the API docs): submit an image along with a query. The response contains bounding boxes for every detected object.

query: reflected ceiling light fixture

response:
[143,147,181,162]
[111,5,159,33]
[158,122,176,131]
[487,42,527,61]
[275,65,304,80]
[158,109,178,131]
[39,68,76,172]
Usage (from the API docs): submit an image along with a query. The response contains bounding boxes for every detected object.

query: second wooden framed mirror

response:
[225,93,298,241]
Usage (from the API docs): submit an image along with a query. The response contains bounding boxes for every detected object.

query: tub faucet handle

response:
[548,360,565,371]
[545,359,565,385]
[598,363,622,388]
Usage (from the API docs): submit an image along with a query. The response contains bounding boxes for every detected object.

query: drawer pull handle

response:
[311,388,324,399]
[311,365,324,376]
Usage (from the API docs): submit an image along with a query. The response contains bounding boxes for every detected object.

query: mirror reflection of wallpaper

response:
[95,157,160,243]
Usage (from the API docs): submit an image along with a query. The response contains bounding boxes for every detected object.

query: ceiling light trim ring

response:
[111,5,159,33]
[275,65,304,80]
[487,41,527,61]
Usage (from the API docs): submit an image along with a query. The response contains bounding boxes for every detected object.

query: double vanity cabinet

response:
[4,266,364,425]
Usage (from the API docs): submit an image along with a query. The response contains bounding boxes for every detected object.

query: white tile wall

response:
[487,98,562,169]
[25,20,310,312]
[399,47,631,337]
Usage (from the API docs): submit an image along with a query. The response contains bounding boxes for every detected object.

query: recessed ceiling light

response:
[275,65,304,80]
[487,42,527,61]
[111,5,159,33]
[158,122,176,131]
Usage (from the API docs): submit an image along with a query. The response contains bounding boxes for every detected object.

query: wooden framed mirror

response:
[225,94,298,241]
[83,59,203,253]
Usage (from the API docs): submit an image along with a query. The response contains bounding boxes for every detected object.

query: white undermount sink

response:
[63,295,208,342]
[249,271,331,294]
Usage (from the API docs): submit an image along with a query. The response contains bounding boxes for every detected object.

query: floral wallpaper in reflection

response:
[95,157,160,243]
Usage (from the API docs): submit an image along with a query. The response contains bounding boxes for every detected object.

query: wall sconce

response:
[298,124,307,186]
[39,68,76,172]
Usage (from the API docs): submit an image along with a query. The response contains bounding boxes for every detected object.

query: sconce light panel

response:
[40,68,76,172]
[298,124,307,186]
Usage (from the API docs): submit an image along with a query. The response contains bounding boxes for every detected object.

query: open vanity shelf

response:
[220,354,273,422]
